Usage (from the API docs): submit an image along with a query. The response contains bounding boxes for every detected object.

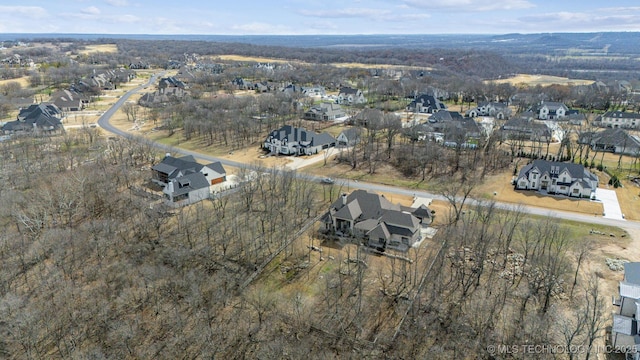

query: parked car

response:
[321,177,335,184]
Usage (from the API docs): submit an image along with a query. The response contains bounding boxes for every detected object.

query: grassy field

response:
[215,54,431,70]
[0,76,31,87]
[489,74,594,87]
[78,44,118,55]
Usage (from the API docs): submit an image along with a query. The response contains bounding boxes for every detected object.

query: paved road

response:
[96,76,640,232]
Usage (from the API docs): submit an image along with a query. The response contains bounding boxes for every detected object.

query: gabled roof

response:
[339,86,361,95]
[167,172,210,196]
[206,161,226,175]
[334,199,362,221]
[51,89,83,109]
[380,210,420,229]
[584,128,640,150]
[603,111,640,120]
[339,127,362,140]
[518,160,596,183]
[534,101,568,111]
[625,262,640,286]
[429,111,464,123]
[266,125,336,147]
[152,155,203,177]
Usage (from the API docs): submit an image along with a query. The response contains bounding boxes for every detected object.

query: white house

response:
[599,111,640,129]
[611,262,640,359]
[532,101,568,120]
[337,87,366,105]
[264,125,336,156]
[515,160,598,198]
[466,101,511,119]
[163,172,211,206]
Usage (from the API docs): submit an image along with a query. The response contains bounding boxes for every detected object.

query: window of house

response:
[533,174,537,180]
[532,182,536,188]
[573,188,579,194]
[379,238,385,244]
[402,237,409,245]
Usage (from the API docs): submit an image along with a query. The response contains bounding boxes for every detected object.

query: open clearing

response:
[78,44,118,54]
[215,54,431,70]
[489,74,594,87]
[0,76,31,87]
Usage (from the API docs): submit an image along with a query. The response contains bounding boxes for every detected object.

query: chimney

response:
[341,193,348,206]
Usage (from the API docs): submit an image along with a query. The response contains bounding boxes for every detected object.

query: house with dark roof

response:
[514,160,598,198]
[337,87,366,105]
[304,102,346,121]
[611,262,640,359]
[579,128,640,156]
[51,89,84,112]
[350,108,384,128]
[531,101,568,120]
[2,103,63,134]
[152,155,226,206]
[163,172,211,206]
[466,101,511,119]
[500,116,552,142]
[406,94,447,114]
[152,155,226,187]
[264,125,336,155]
[599,111,640,129]
[158,76,187,90]
[138,87,188,108]
[422,111,483,147]
[321,190,432,252]
[336,127,362,147]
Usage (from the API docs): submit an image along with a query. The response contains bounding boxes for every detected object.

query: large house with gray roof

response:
[321,190,432,252]
[514,160,598,198]
[531,101,568,120]
[407,94,447,114]
[611,262,640,359]
[337,87,366,105]
[264,125,336,155]
[303,102,346,121]
[579,128,640,156]
[2,103,63,134]
[598,111,640,129]
[466,101,511,119]
[151,155,226,206]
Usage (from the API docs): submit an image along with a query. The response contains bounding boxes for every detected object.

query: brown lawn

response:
[488,74,594,87]
[78,44,118,55]
[474,172,603,216]
[0,76,31,88]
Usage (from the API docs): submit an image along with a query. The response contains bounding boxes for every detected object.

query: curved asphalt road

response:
[97,75,640,232]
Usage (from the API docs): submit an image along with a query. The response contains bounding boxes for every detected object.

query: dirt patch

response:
[0,76,30,88]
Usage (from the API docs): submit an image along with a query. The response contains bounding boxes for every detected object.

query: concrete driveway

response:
[596,188,625,220]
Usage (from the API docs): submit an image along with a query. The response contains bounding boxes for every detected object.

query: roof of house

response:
[518,159,598,183]
[429,110,464,123]
[152,155,228,180]
[266,125,336,147]
[2,103,62,132]
[167,172,210,196]
[339,86,361,95]
[328,190,424,240]
[535,101,568,111]
[339,127,362,140]
[409,94,447,111]
[583,128,640,150]
[51,89,83,109]
[624,262,640,285]
[602,111,640,120]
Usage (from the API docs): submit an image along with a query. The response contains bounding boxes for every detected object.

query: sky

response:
[1,0,640,35]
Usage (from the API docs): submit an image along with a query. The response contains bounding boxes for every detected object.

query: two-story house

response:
[337,87,366,105]
[264,125,336,156]
[152,155,226,206]
[514,160,598,198]
[407,94,447,114]
[2,103,63,134]
[599,111,640,129]
[531,101,568,120]
[321,190,432,252]
[303,102,346,121]
[466,101,511,120]
[612,262,640,359]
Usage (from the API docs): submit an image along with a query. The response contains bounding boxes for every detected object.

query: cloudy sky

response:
[1,0,639,35]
